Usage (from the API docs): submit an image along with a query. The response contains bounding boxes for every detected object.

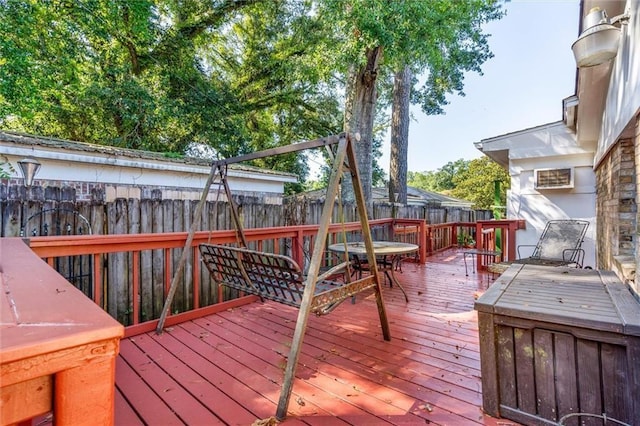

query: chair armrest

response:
[318,260,353,281]
[562,248,585,267]
[517,244,536,259]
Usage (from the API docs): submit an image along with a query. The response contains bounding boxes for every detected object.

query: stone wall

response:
[595,115,639,298]
[595,138,636,266]
[635,117,640,297]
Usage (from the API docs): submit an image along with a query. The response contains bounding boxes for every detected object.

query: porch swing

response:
[156,133,391,420]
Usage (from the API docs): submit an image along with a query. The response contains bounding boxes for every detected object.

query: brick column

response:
[595,138,636,269]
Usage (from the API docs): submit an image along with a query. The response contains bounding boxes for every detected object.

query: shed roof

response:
[0,130,296,181]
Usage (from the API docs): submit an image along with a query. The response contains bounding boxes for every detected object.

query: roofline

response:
[0,130,298,183]
[475,120,567,147]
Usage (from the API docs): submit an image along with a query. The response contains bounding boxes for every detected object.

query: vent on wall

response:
[534,168,574,189]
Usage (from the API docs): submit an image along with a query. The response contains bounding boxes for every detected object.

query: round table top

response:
[327,241,418,256]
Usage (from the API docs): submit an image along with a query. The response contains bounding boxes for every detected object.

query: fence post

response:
[452,224,458,249]
[419,220,427,263]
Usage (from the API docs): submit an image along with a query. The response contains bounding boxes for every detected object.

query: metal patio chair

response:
[487,219,590,275]
[514,219,590,268]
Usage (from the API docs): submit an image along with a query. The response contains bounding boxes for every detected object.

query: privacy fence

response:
[1,184,491,238]
[2,183,492,325]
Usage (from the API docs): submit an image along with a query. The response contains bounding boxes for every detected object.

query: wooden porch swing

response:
[156,133,391,420]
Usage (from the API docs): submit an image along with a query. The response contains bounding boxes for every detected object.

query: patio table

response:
[328,241,418,302]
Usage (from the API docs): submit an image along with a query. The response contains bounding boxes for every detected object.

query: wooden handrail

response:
[25,219,416,329]
[23,218,521,330]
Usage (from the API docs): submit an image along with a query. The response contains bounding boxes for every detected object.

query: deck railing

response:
[24,218,520,333]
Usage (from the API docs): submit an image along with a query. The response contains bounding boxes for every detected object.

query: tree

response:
[0,0,257,151]
[407,170,438,191]
[451,156,510,210]
[319,0,503,208]
[388,66,411,203]
[408,159,469,193]
[0,0,343,184]
[1,0,502,195]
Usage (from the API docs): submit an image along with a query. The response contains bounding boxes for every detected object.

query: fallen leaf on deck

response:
[251,417,279,426]
[419,403,433,412]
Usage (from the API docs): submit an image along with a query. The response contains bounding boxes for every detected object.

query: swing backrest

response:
[200,243,375,316]
[200,243,309,308]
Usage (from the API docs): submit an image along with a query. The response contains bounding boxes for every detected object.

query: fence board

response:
[2,200,21,237]
[107,199,130,323]
[152,200,165,319]
[140,200,154,322]
[184,200,194,311]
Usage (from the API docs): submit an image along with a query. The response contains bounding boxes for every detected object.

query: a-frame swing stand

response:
[156,133,391,420]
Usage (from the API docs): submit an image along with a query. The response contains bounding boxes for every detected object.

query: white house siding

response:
[596,0,640,165]
[589,0,640,295]
[478,122,597,267]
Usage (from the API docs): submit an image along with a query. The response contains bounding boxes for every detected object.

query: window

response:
[534,168,573,189]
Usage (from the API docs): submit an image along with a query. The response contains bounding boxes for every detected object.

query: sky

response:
[378,0,582,174]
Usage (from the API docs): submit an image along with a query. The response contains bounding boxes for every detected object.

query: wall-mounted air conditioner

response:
[534,168,574,190]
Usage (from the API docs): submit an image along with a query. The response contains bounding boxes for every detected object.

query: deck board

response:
[116,249,517,425]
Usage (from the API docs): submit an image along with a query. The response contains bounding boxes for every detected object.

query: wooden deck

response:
[115,249,514,425]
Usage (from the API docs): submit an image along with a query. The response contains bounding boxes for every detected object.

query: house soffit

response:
[475,122,580,168]
[573,0,626,148]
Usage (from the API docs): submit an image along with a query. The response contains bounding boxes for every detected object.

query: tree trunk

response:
[389,66,412,204]
[343,46,383,215]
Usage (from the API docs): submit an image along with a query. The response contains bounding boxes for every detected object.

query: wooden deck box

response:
[475,264,640,425]
[0,238,124,425]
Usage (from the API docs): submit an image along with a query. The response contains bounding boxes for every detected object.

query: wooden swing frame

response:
[156,132,391,420]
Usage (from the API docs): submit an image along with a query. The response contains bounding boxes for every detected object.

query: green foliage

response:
[0,0,343,185]
[0,0,502,194]
[0,155,14,179]
[407,170,438,191]
[319,0,503,114]
[408,156,509,212]
[408,159,469,193]
[451,156,510,210]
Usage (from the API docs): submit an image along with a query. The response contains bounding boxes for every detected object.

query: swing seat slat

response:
[200,244,374,315]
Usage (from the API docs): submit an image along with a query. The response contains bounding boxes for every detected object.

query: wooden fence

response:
[1,188,491,238]
[2,184,492,325]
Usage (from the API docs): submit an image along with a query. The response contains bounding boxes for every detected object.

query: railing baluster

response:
[132,251,140,325]
[193,246,200,310]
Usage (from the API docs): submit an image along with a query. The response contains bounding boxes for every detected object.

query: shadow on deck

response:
[115,249,512,425]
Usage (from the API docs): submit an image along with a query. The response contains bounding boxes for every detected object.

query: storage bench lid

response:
[474,264,640,336]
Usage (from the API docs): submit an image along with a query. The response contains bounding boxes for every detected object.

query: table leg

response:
[464,252,473,276]
[388,256,409,303]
